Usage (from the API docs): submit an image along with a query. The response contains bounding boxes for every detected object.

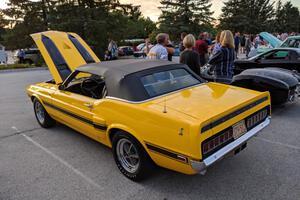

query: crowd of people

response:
[143,30,236,84]
[234,32,299,58]
[104,30,236,83]
[104,31,299,84]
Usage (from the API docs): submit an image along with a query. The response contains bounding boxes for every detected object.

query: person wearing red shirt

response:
[195,33,208,66]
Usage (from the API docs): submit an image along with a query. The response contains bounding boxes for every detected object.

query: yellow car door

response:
[50,90,105,141]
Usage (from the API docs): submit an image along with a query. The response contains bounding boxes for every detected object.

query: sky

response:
[1,0,300,21]
[120,0,300,21]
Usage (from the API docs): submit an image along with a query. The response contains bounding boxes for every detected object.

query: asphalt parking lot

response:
[0,69,300,200]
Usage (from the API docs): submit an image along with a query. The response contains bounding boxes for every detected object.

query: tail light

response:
[202,128,233,156]
[202,106,269,159]
[246,108,268,129]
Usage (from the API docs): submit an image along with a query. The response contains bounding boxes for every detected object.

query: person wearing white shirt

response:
[146,33,174,60]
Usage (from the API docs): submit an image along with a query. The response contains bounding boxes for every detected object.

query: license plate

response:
[232,120,247,139]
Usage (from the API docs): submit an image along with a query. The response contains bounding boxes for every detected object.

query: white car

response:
[133,43,153,58]
[0,50,7,64]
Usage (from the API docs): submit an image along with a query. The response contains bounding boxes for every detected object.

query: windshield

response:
[281,38,300,48]
[140,68,200,97]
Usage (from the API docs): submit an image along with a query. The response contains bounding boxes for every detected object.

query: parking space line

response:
[254,137,300,150]
[22,133,103,190]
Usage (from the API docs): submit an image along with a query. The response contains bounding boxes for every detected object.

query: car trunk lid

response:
[153,83,268,123]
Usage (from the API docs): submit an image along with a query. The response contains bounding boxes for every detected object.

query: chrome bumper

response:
[191,117,271,174]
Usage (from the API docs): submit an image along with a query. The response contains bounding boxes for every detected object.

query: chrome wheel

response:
[116,138,140,173]
[35,101,45,124]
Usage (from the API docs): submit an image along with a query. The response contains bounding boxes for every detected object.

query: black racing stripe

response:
[44,102,92,125]
[43,102,107,131]
[145,143,189,164]
[93,124,107,131]
[41,35,71,81]
[68,34,95,64]
[201,96,268,133]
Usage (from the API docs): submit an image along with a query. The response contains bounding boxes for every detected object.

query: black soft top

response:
[77,59,173,78]
[75,59,203,101]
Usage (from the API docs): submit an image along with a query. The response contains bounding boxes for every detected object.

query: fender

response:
[29,93,55,116]
[106,123,146,149]
[233,68,299,89]
[233,74,290,90]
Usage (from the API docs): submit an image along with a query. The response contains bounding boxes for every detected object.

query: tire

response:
[112,132,154,181]
[33,98,55,128]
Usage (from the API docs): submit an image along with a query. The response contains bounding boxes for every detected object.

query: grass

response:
[0,64,43,70]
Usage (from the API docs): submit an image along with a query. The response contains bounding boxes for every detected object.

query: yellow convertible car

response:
[27,31,271,181]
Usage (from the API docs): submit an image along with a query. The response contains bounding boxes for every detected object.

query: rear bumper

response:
[190,117,271,174]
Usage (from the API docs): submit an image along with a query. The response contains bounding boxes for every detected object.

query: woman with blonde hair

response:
[208,30,235,83]
[179,34,200,75]
[211,31,222,55]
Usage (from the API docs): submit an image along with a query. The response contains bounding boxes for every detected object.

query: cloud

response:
[120,0,300,22]
[120,0,227,21]
[120,0,161,21]
[1,0,299,22]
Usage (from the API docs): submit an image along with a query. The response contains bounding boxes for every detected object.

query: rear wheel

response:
[112,132,154,181]
[33,98,55,128]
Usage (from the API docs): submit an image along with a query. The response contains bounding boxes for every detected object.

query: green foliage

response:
[218,0,300,34]
[1,0,156,58]
[272,1,300,33]
[0,63,39,70]
[218,0,275,33]
[158,0,214,39]
[1,0,50,49]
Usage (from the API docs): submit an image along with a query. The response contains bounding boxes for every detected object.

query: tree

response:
[47,1,155,57]
[273,1,300,33]
[158,0,214,39]
[272,0,284,32]
[1,0,52,49]
[1,0,156,57]
[0,12,7,42]
[218,0,274,33]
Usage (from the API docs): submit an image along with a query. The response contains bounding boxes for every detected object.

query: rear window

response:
[140,68,200,97]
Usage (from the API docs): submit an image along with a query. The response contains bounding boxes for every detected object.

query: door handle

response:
[84,103,93,108]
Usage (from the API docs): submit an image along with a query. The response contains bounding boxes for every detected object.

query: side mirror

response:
[58,84,65,90]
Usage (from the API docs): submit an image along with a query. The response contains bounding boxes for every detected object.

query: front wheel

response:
[112,132,154,181]
[33,98,55,128]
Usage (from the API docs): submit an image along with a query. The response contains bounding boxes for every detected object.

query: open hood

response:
[31,31,100,84]
[259,32,282,48]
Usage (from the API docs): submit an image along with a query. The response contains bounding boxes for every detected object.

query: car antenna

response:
[163,98,167,113]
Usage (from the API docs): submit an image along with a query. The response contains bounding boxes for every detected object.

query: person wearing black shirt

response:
[208,30,235,84]
[179,32,187,52]
[166,43,175,61]
[179,34,200,75]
